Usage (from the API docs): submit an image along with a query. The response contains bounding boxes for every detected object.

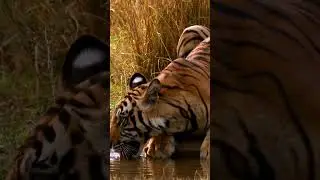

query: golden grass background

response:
[110,0,210,109]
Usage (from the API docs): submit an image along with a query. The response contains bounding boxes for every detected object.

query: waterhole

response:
[110,139,209,180]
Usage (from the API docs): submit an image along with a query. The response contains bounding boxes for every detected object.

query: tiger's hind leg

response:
[142,134,176,159]
[200,129,210,159]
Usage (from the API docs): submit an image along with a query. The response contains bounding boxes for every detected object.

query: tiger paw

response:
[200,130,210,160]
[142,135,175,159]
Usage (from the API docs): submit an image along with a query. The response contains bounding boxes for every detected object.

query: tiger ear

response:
[129,73,147,89]
[61,35,109,89]
[141,79,161,109]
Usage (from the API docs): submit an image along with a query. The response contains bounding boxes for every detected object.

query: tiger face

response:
[110,73,176,158]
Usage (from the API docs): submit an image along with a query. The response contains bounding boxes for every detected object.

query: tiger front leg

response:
[142,134,176,159]
[200,129,210,160]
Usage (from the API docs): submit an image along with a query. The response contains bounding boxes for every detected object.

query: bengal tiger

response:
[212,0,320,179]
[5,35,109,180]
[110,25,210,160]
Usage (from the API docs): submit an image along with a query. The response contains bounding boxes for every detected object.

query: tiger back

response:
[5,35,109,180]
[110,25,210,160]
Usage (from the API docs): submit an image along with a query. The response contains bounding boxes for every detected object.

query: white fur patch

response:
[73,49,105,68]
[149,117,166,129]
[132,76,144,84]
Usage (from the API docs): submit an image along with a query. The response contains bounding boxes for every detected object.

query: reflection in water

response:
[110,158,209,179]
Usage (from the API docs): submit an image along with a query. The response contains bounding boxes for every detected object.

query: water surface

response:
[110,136,209,179]
[110,155,209,179]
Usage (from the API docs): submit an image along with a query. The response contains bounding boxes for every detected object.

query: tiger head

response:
[110,71,200,159]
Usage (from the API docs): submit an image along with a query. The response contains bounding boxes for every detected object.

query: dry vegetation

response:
[110,0,210,109]
[0,0,107,178]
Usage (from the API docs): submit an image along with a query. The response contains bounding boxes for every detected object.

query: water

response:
[110,158,209,180]
[110,136,209,179]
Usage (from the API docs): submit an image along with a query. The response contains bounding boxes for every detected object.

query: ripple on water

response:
[110,138,209,179]
[110,157,209,179]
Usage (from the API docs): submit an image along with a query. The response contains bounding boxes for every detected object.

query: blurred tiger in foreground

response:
[212,0,320,179]
[5,35,109,180]
[110,25,210,160]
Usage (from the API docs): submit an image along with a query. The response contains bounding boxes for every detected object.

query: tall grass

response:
[110,0,210,108]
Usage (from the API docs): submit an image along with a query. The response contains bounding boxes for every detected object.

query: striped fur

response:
[110,26,210,160]
[176,25,210,58]
[5,35,109,180]
[212,0,320,179]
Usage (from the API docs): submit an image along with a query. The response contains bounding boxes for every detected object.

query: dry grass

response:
[0,0,107,178]
[110,0,210,108]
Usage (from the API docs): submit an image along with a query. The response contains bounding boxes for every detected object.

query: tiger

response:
[5,35,110,180]
[110,25,210,160]
[212,0,320,179]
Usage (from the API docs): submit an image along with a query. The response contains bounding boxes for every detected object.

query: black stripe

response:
[137,111,153,130]
[37,125,56,143]
[173,59,208,78]
[71,107,93,120]
[214,1,314,61]
[178,34,206,57]
[217,39,288,61]
[186,59,210,79]
[212,139,254,180]
[242,71,314,180]
[68,99,90,109]
[252,0,320,57]
[212,1,256,19]
[199,27,210,36]
[192,84,209,130]
[235,108,275,180]
[32,139,43,159]
[70,130,85,145]
[128,114,143,137]
[55,97,67,106]
[89,73,109,90]
[187,103,198,132]
[212,79,254,94]
[132,89,142,96]
[124,95,133,101]
[83,89,98,107]
[58,108,71,129]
